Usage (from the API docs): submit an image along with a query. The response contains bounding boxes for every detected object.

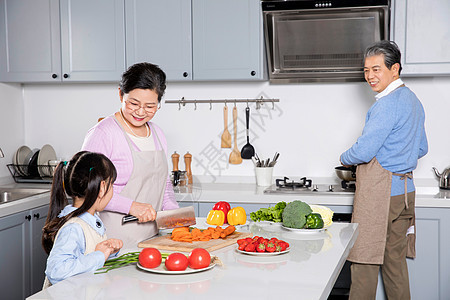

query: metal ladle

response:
[241,106,255,159]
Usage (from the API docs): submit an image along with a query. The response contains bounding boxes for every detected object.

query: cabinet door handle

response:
[52,74,58,79]
[250,71,256,76]
[183,72,188,78]
[25,215,31,221]
[34,213,40,219]
[63,73,69,79]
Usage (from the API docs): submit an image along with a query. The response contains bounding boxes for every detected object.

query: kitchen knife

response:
[121,206,196,229]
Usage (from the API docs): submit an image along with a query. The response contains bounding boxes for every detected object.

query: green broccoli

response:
[282,200,313,229]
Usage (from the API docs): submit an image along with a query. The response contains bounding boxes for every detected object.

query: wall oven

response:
[262,0,390,83]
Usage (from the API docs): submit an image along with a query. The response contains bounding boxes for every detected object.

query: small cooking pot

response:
[335,166,357,181]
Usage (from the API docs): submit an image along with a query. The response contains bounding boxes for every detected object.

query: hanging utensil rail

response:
[165,97,280,110]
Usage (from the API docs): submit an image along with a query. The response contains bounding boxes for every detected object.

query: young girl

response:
[42,151,123,288]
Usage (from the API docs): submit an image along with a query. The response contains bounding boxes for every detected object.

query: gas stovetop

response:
[263,177,356,195]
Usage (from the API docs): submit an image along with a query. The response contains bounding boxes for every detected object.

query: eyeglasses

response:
[125,99,160,113]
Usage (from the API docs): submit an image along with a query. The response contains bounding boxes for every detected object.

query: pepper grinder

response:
[171,151,179,171]
[184,152,193,185]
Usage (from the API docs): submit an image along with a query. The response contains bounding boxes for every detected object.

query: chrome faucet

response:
[0,148,4,158]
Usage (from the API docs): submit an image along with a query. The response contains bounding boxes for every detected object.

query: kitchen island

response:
[27,219,358,300]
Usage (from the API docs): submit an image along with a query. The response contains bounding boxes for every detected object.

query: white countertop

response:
[1,175,449,220]
[27,219,359,300]
[0,179,51,217]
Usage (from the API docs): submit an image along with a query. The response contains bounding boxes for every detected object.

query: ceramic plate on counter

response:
[251,220,282,227]
[236,247,290,256]
[137,261,216,275]
[195,219,249,230]
[281,225,328,233]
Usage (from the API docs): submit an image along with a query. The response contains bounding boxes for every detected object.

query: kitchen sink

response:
[0,188,50,204]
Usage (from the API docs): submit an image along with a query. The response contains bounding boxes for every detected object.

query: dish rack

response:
[7,164,53,184]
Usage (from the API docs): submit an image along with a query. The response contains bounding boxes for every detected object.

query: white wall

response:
[17,76,449,183]
[0,83,24,178]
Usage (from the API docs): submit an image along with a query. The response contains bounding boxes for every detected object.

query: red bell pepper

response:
[212,201,231,223]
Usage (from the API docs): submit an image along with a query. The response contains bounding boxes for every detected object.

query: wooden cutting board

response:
[138,231,252,253]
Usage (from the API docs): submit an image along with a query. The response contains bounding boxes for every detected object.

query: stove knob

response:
[328,185,334,192]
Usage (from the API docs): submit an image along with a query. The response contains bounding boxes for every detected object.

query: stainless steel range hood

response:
[262,0,390,83]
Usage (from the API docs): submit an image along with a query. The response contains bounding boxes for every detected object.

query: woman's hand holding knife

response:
[129,202,157,223]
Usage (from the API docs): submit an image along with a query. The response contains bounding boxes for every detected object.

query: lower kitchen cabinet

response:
[374,206,450,300]
[177,200,199,216]
[0,203,49,300]
[407,207,450,300]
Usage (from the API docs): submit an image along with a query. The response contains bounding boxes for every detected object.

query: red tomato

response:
[139,248,162,269]
[188,248,211,269]
[165,253,189,271]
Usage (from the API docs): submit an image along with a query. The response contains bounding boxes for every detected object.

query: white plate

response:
[281,225,327,233]
[251,220,282,227]
[38,144,57,177]
[137,261,216,275]
[197,219,249,230]
[236,247,290,256]
[14,145,32,176]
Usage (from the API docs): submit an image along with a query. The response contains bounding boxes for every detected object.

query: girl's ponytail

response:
[42,161,69,254]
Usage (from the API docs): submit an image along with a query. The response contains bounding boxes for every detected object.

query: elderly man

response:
[340,40,428,299]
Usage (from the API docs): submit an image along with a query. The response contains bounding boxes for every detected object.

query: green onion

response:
[95,251,172,274]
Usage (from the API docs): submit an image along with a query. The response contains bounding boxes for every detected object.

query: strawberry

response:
[244,242,256,252]
[266,242,276,252]
[278,241,288,251]
[238,241,248,251]
[237,239,247,246]
[256,242,266,252]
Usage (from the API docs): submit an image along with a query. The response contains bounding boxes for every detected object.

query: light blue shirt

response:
[340,84,428,196]
[45,205,114,285]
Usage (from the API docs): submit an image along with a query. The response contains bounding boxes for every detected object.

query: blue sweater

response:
[340,86,428,196]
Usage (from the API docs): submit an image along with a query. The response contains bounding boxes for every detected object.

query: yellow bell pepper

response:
[227,207,247,225]
[206,210,225,226]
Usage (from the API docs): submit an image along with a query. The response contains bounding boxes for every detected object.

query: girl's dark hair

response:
[119,62,167,102]
[364,40,403,75]
[42,151,117,254]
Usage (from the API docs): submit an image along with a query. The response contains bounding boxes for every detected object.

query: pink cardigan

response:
[81,115,178,214]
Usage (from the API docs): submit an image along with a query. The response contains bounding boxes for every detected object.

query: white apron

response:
[43,217,107,289]
[100,117,168,250]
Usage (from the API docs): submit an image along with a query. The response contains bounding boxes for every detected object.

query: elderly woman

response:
[81,62,178,250]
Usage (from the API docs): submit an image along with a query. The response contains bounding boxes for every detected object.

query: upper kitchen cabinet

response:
[192,0,264,81]
[0,0,125,83]
[392,0,450,76]
[125,0,192,81]
[125,0,265,82]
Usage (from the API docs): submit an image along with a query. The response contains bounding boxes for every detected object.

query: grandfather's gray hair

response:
[364,40,402,75]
